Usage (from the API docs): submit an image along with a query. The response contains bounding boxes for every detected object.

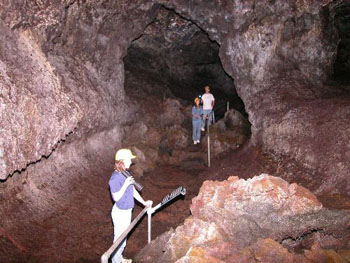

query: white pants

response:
[111,204,132,263]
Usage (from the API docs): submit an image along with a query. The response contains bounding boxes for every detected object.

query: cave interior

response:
[1,1,350,263]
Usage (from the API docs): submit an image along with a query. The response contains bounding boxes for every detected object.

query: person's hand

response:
[144,200,153,208]
[125,176,135,187]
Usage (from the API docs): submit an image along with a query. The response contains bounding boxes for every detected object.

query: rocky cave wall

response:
[1,0,350,262]
[0,0,163,180]
[0,1,161,262]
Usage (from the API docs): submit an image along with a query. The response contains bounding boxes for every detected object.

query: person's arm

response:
[192,107,200,119]
[211,95,215,108]
[112,177,134,202]
[133,188,153,207]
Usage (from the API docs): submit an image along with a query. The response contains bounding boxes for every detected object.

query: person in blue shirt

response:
[192,97,203,145]
[109,149,153,263]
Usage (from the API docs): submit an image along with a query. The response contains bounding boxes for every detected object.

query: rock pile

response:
[123,96,250,176]
[136,174,350,263]
[201,109,251,156]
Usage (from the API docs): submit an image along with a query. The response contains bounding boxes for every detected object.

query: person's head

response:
[204,86,210,93]
[194,97,200,107]
[114,149,136,171]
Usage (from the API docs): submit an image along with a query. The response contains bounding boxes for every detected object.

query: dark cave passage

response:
[123,7,247,119]
[333,2,350,83]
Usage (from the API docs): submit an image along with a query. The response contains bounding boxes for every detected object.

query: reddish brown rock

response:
[201,109,250,156]
[136,174,350,263]
[0,25,82,179]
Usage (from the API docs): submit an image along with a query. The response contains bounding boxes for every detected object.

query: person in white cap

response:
[201,85,215,131]
[109,149,153,263]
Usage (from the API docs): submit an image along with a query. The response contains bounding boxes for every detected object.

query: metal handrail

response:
[101,186,186,262]
[101,206,150,263]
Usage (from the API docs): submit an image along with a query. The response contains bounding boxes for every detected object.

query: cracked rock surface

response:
[136,174,350,263]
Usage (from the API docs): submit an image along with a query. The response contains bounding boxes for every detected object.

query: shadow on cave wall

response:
[333,2,350,83]
[123,6,247,119]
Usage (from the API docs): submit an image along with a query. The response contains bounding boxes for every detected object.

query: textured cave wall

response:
[0,24,82,179]
[0,0,161,180]
[0,1,161,262]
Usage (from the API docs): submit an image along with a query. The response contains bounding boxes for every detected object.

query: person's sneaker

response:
[122,257,132,263]
[194,141,198,145]
[197,140,200,144]
[201,128,205,131]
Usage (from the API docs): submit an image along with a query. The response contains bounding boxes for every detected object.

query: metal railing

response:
[101,187,186,263]
[101,206,150,263]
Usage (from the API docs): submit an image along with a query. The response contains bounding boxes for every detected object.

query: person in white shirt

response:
[201,86,215,131]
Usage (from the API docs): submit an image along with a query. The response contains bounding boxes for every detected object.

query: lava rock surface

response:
[136,174,350,263]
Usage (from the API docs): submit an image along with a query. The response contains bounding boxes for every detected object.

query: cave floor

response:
[124,144,350,260]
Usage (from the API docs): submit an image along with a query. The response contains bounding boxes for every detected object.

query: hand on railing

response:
[144,200,153,208]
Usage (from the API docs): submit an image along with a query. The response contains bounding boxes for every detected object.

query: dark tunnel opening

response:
[123,7,247,120]
[333,3,350,83]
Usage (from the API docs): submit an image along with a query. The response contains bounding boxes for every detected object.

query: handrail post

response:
[147,208,152,244]
[227,101,229,112]
[207,113,211,168]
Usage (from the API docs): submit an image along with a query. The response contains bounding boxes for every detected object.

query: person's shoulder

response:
[110,171,122,180]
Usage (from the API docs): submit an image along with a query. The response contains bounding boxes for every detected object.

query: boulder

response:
[168,150,206,168]
[201,109,251,156]
[159,99,186,127]
[129,146,159,177]
[223,109,250,131]
[136,174,350,263]
[166,125,191,150]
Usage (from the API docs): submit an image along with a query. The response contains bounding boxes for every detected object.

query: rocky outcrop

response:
[0,25,82,179]
[136,174,350,263]
[0,0,161,180]
[123,97,250,173]
[201,109,251,156]
[122,97,191,176]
